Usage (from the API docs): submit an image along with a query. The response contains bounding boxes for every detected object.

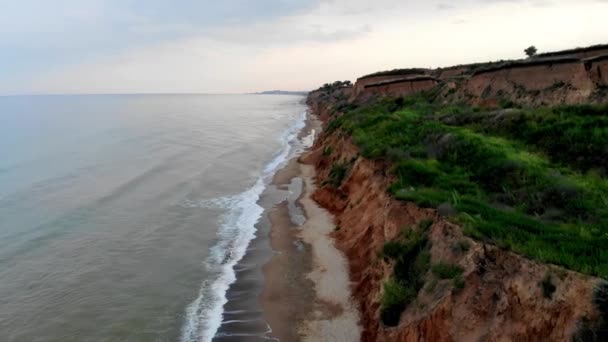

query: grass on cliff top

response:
[438,103,608,176]
[328,92,608,279]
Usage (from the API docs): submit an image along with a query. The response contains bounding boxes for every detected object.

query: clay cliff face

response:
[304,89,601,342]
[355,59,607,107]
[587,56,608,86]
[362,78,439,100]
[437,67,468,79]
[354,75,430,96]
[464,61,595,106]
[352,46,608,107]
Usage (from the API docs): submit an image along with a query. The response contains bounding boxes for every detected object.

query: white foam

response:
[178,193,244,210]
[263,110,306,175]
[180,109,308,342]
[300,128,317,150]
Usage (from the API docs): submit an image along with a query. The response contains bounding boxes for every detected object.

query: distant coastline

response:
[254,90,309,96]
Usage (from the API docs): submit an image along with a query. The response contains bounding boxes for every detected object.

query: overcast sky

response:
[1,0,607,95]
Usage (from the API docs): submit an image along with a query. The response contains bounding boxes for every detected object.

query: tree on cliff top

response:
[319,80,352,92]
[524,46,538,58]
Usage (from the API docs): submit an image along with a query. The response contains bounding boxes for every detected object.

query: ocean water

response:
[0,94,307,342]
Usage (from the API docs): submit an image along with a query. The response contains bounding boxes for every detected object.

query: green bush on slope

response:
[441,104,608,175]
[324,161,351,188]
[431,262,464,279]
[326,92,608,279]
[380,221,432,326]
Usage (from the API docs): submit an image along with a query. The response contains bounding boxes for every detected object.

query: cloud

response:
[435,0,558,11]
[0,1,315,78]
[437,3,456,10]
[2,0,608,94]
[202,19,372,46]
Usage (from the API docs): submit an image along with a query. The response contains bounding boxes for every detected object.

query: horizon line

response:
[0,91,311,97]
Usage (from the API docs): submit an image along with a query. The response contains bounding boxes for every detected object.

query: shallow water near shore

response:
[0,94,306,342]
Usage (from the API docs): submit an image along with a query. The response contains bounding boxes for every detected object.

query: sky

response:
[1,0,607,95]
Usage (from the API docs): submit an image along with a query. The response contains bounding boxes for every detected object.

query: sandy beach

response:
[260,116,361,341]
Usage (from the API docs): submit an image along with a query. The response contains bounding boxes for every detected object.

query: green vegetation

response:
[323,161,352,188]
[326,91,608,279]
[417,218,434,231]
[322,146,333,157]
[359,68,430,80]
[524,45,538,58]
[595,282,608,318]
[380,279,416,326]
[453,275,465,290]
[453,240,470,253]
[317,80,352,92]
[537,43,608,59]
[443,104,608,175]
[574,282,608,341]
[540,274,557,299]
[431,262,464,279]
[380,220,432,326]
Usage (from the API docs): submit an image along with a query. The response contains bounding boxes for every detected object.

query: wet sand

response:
[260,159,316,341]
[212,113,359,341]
[260,117,361,341]
[212,115,314,342]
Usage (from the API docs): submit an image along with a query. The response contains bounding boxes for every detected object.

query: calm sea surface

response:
[0,94,307,342]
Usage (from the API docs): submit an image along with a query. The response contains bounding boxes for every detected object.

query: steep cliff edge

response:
[304,85,607,341]
[349,44,608,107]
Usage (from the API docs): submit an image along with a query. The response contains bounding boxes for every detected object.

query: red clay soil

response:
[304,95,601,342]
[349,50,608,107]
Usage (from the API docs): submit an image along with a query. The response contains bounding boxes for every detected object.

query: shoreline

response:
[260,114,361,341]
[207,104,310,342]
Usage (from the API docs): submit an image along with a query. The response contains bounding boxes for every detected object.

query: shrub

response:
[418,218,434,231]
[380,279,415,326]
[594,282,608,318]
[325,117,342,134]
[317,80,353,93]
[556,104,608,117]
[322,146,333,157]
[499,98,517,109]
[394,188,449,208]
[383,241,404,260]
[432,262,464,279]
[573,282,608,341]
[524,45,538,58]
[540,274,557,299]
[393,159,441,187]
[324,161,351,188]
[453,275,465,290]
[455,240,470,253]
[380,225,432,326]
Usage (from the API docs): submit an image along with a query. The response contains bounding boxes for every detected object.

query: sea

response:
[0,94,308,342]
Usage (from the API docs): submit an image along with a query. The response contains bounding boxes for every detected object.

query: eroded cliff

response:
[304,81,607,341]
[350,44,608,107]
